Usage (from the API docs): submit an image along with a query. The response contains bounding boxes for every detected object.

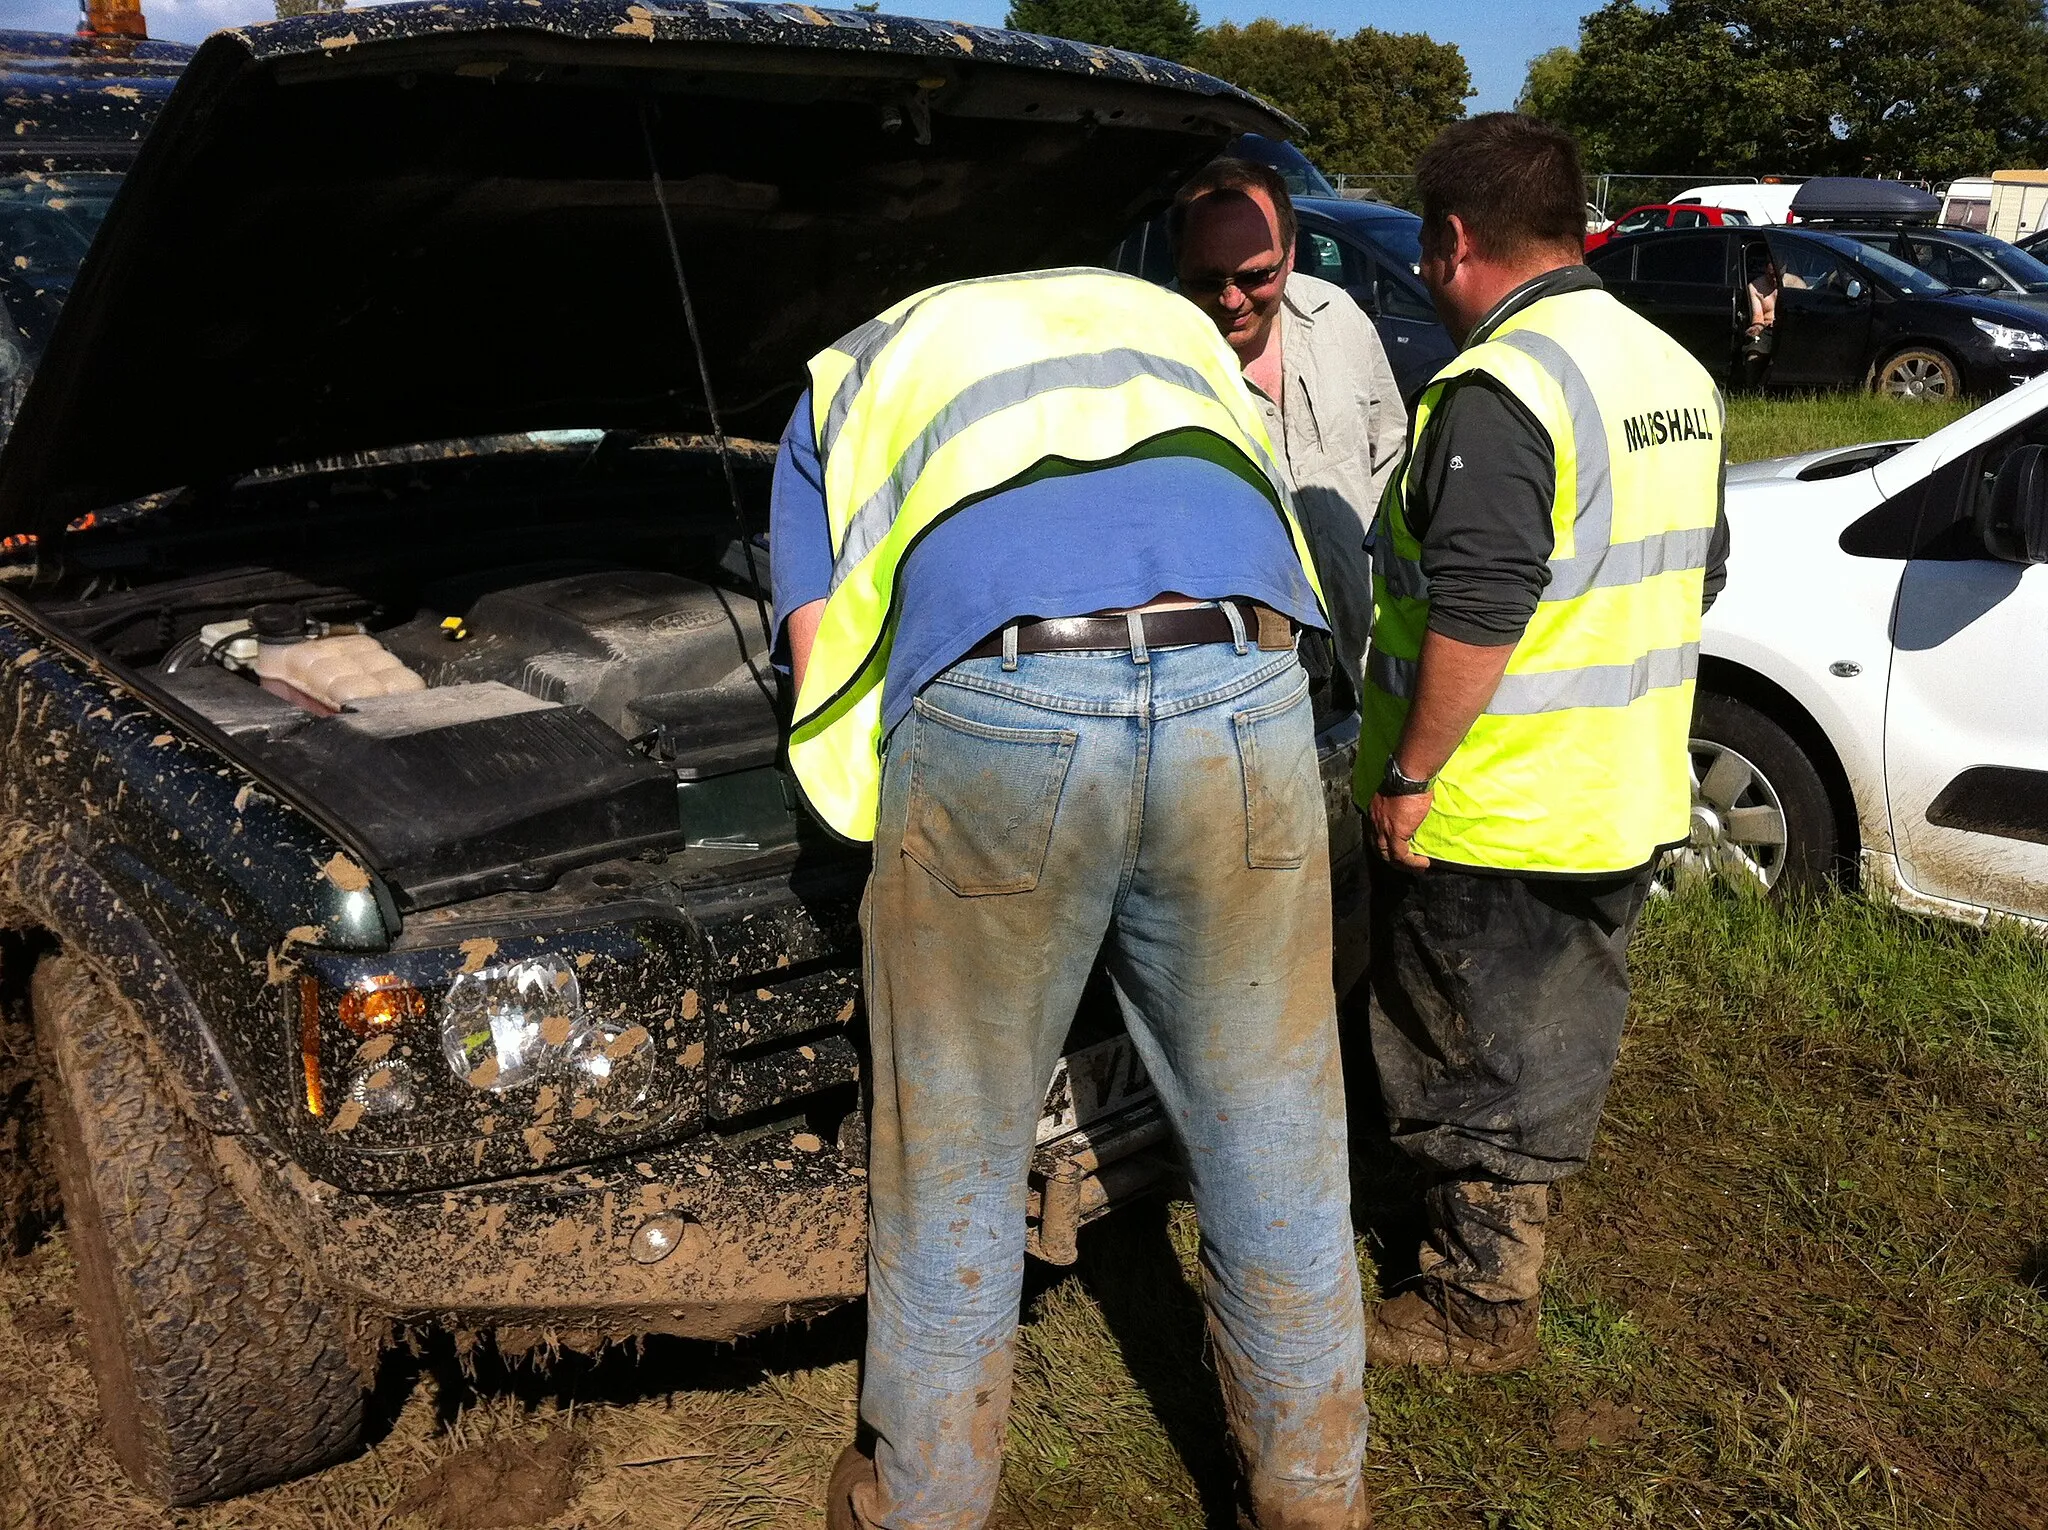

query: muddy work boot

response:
[1367,1284,1540,1374]
[826,1443,877,1530]
[1369,1177,1550,1373]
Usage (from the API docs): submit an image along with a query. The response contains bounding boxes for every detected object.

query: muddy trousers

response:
[1364,859,1654,1304]
[857,638,1370,1530]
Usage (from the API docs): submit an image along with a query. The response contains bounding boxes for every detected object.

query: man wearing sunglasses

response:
[1172,158,1407,711]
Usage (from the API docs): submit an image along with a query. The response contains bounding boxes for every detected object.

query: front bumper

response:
[1965,345,2048,394]
[218,1117,868,1346]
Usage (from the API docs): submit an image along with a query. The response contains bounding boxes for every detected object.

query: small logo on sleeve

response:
[1449,454,1465,470]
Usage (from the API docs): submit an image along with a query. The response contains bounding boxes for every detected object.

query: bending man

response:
[774,268,1371,1529]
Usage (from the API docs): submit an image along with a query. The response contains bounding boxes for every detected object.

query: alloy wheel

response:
[1877,349,1958,400]
[1659,737,1791,894]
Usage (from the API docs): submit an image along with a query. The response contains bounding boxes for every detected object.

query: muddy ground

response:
[3,888,2047,1530]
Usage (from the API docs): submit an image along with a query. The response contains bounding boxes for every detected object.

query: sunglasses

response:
[1181,261,1287,298]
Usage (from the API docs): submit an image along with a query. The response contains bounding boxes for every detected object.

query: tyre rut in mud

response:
[34,954,367,1503]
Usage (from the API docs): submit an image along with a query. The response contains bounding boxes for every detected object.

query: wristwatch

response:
[1379,757,1434,797]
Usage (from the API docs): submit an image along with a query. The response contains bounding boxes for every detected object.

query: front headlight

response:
[1973,316,2048,351]
[440,955,589,1092]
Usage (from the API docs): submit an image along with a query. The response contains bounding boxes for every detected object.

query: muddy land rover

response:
[0,1,1365,1506]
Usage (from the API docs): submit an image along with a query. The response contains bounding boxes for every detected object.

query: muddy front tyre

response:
[1873,345,1961,401]
[34,956,367,1503]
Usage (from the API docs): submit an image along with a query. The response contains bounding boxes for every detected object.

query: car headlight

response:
[440,955,590,1092]
[1972,316,2048,351]
[567,1021,658,1129]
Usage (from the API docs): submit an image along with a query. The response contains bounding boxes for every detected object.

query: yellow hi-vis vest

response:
[787,267,1326,842]
[1356,285,1723,875]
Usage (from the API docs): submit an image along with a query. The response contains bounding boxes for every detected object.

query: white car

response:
[1683,375,2048,927]
[1675,182,1799,225]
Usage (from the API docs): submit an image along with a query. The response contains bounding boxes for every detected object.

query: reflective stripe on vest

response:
[1356,285,1723,875]
[826,346,1278,586]
[788,268,1326,842]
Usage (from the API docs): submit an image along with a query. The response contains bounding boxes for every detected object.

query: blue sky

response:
[2,0,1585,112]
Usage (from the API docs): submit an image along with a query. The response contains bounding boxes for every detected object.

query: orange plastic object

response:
[79,1,148,40]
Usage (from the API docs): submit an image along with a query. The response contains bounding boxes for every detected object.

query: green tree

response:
[1515,46,1579,123]
[274,0,345,15]
[1530,0,2048,179]
[1187,19,1470,173]
[1003,0,1202,62]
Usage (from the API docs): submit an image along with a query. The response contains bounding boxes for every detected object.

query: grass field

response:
[1725,391,1975,465]
[5,393,2041,1530]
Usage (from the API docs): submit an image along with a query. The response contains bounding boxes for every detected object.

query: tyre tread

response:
[35,956,365,1504]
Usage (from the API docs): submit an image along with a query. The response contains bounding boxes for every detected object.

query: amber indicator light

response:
[337,978,427,1037]
[298,975,324,1117]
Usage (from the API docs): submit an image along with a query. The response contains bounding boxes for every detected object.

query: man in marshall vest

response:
[1355,115,1730,1374]
[772,268,1371,1530]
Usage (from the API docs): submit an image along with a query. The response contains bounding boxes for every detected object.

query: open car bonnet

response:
[0,0,1288,542]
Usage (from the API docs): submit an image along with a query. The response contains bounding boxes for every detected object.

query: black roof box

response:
[1790,177,1940,223]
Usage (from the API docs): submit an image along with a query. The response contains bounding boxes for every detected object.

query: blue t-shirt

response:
[770,392,1323,735]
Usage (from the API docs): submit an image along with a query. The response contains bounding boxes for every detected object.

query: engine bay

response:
[26,439,805,910]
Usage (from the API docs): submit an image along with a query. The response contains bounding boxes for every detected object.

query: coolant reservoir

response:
[255,632,425,712]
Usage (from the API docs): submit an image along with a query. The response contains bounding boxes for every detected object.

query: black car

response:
[1832,226,2048,313]
[1233,129,1341,198]
[0,29,192,443]
[1589,225,2048,399]
[1291,197,1456,398]
[0,1,1370,1506]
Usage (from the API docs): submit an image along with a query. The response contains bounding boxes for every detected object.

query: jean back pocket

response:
[902,697,1078,896]
[1232,676,1319,870]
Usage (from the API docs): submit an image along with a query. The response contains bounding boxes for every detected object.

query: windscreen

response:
[1803,231,1952,295]
[1982,239,2048,293]
[1231,133,1339,198]
[0,171,123,445]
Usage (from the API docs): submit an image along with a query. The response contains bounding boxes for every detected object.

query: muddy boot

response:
[1366,1284,1540,1374]
[1368,1177,1549,1373]
[826,1443,877,1530]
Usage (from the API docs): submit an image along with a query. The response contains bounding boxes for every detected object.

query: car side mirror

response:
[1844,279,1865,300]
[1978,444,2048,564]
[1978,273,2004,291]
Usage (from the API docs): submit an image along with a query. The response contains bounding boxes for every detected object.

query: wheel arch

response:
[2,842,256,1136]
[1696,655,1864,884]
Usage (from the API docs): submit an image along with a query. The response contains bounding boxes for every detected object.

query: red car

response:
[1586,203,1751,251]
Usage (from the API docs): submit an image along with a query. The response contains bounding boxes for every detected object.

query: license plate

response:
[1038,1035,1154,1145]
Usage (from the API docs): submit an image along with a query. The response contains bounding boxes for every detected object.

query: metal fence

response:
[1329,171,1938,220]
[1328,173,1790,219]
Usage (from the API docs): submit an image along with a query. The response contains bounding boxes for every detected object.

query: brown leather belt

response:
[963,600,1294,660]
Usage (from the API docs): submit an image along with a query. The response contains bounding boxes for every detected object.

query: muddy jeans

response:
[857,631,1369,1530]
[1365,859,1653,1303]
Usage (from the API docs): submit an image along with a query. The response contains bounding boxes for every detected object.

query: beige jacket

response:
[1246,272,1409,694]
[1257,272,1409,529]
